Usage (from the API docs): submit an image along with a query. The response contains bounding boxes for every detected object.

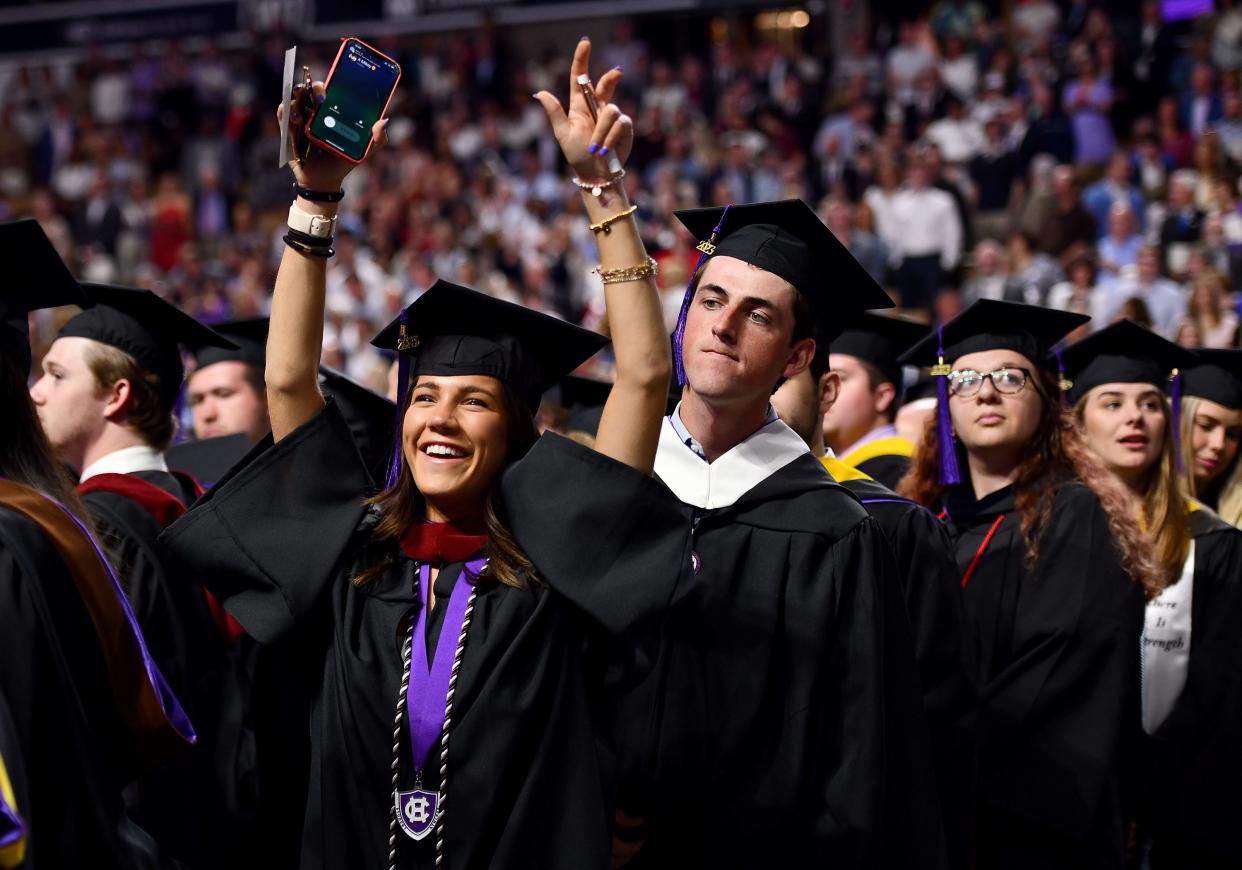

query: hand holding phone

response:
[305,37,401,164]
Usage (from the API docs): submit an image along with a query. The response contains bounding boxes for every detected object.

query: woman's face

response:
[403,374,510,522]
[1189,398,1242,489]
[948,349,1045,458]
[1080,383,1166,485]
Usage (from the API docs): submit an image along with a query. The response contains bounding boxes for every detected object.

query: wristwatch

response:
[287,203,337,239]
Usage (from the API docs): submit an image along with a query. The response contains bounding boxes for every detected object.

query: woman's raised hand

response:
[276,79,390,193]
[534,38,632,180]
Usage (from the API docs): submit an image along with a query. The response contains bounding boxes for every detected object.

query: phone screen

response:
[308,39,400,162]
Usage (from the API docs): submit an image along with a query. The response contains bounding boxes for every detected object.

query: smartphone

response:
[305,38,401,164]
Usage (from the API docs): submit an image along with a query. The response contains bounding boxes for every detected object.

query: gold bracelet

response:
[589,205,638,235]
[596,256,659,285]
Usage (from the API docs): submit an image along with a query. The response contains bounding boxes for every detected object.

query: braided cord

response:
[388,622,416,870]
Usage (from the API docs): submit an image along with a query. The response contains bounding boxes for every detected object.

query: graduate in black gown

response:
[1060,322,1242,869]
[772,320,976,870]
[28,282,251,866]
[897,300,1158,869]
[608,197,945,868]
[0,219,196,868]
[1178,350,1242,526]
[163,40,686,869]
[821,312,928,488]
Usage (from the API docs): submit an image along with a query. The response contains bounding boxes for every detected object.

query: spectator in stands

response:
[1185,269,1240,348]
[1046,253,1101,319]
[823,198,888,284]
[1064,54,1116,167]
[70,169,124,259]
[926,93,982,164]
[1160,169,1205,279]
[1158,96,1195,168]
[969,117,1021,241]
[1098,203,1143,277]
[1038,165,1097,265]
[1083,151,1146,237]
[1007,229,1064,304]
[1180,62,1224,139]
[961,239,1022,304]
[1212,88,1242,163]
[889,151,963,309]
[886,21,936,109]
[1098,244,1187,337]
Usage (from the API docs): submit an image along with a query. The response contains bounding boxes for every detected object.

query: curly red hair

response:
[897,366,1163,599]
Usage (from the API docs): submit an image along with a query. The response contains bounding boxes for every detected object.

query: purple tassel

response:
[385,313,413,490]
[1055,348,1072,410]
[673,205,731,385]
[934,325,961,486]
[1171,368,1184,474]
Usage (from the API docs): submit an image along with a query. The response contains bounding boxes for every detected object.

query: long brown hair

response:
[1181,395,1242,526]
[898,366,1163,598]
[351,380,538,590]
[1073,392,1190,590]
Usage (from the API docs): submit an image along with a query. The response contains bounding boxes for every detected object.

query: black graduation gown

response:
[160,401,686,870]
[0,495,171,869]
[81,469,252,867]
[823,459,977,870]
[943,481,1145,870]
[612,452,946,868]
[854,453,913,491]
[1139,508,1242,869]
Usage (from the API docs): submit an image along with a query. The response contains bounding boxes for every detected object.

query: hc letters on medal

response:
[395,788,441,840]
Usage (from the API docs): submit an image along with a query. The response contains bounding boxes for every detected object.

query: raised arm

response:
[536,39,671,474]
[267,86,387,441]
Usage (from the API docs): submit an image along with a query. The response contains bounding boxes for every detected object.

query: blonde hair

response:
[1181,395,1242,525]
[84,342,176,450]
[1074,392,1190,589]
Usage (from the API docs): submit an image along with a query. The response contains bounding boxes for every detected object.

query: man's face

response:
[681,256,812,408]
[822,354,889,452]
[28,336,111,470]
[187,361,269,443]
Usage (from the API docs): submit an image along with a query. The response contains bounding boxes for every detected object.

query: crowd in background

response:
[4,0,1242,395]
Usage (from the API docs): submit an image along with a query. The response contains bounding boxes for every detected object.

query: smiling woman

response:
[160,37,686,870]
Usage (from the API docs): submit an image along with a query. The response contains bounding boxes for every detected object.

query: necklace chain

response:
[387,560,477,870]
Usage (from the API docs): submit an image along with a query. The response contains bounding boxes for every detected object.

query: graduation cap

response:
[897,299,1090,485]
[318,364,397,483]
[1182,349,1242,410]
[194,317,268,372]
[1058,320,1198,470]
[371,280,609,487]
[58,284,237,412]
[556,374,613,438]
[832,312,929,389]
[670,199,894,384]
[0,219,86,376]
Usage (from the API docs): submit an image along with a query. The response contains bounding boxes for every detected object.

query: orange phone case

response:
[304,37,401,165]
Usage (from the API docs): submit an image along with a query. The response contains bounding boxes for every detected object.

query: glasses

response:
[948,367,1031,398]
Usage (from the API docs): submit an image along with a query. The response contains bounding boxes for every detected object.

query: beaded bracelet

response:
[589,205,638,235]
[596,256,658,285]
[572,169,625,197]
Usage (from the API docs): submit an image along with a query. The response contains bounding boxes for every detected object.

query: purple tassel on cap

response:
[1171,368,1184,474]
[1055,347,1073,410]
[385,311,415,490]
[673,205,731,385]
[933,325,961,486]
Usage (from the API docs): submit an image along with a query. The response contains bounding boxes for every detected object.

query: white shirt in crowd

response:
[887,186,963,270]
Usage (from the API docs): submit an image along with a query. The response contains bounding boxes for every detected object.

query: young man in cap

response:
[822,311,928,489]
[29,283,249,867]
[613,199,946,867]
[186,317,271,445]
[772,314,977,870]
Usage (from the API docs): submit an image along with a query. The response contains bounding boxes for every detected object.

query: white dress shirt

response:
[79,444,169,482]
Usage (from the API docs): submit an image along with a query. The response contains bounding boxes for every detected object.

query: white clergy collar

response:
[655,410,810,510]
[80,444,169,482]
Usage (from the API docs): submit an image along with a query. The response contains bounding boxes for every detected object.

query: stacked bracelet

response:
[596,256,658,285]
[590,205,638,235]
[293,182,345,203]
[283,229,335,258]
[572,169,625,198]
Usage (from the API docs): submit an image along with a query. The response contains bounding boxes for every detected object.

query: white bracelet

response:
[287,202,336,239]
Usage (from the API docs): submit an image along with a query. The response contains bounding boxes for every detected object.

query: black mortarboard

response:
[898,299,1090,369]
[318,365,396,484]
[557,374,614,438]
[832,312,930,388]
[897,299,1089,486]
[371,280,609,487]
[1057,320,1197,404]
[670,199,894,383]
[194,317,268,371]
[0,219,86,375]
[166,433,251,487]
[371,281,609,412]
[58,284,237,411]
[1183,349,1242,409]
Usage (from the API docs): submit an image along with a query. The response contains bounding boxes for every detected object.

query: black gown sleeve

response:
[499,433,690,637]
[160,401,372,644]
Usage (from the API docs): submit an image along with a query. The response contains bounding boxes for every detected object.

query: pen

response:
[576,74,623,174]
